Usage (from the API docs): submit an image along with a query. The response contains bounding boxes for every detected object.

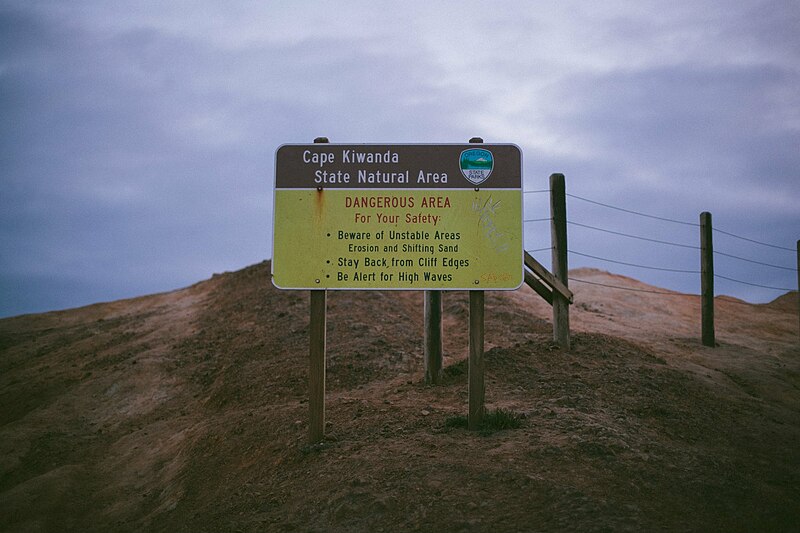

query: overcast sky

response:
[1,0,798,317]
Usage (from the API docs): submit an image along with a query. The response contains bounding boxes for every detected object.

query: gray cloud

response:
[1,1,798,316]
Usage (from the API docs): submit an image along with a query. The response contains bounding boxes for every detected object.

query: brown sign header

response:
[275,144,521,189]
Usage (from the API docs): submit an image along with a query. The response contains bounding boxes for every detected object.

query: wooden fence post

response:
[309,136,329,444]
[424,290,442,384]
[700,212,715,347]
[550,173,570,350]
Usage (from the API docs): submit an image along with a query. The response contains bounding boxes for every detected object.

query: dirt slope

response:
[1,262,798,532]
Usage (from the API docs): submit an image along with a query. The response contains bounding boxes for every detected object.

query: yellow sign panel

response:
[272,144,523,290]
[273,189,522,289]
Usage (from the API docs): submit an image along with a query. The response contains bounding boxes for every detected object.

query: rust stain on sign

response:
[313,188,325,224]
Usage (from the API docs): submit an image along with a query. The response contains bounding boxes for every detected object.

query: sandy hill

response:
[0,261,798,532]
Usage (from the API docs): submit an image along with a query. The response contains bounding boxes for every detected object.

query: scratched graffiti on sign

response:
[473,195,511,254]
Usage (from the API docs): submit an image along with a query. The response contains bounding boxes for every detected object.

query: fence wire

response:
[567,277,695,296]
[566,193,700,227]
[714,227,796,252]
[568,250,700,274]
[714,250,797,272]
[565,277,783,309]
[567,220,700,249]
[714,274,795,292]
[525,189,797,301]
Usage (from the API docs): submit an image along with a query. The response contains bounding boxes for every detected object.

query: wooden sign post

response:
[424,290,442,384]
[467,137,485,430]
[309,137,329,444]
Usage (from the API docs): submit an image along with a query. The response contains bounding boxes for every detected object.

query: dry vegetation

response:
[1,261,798,532]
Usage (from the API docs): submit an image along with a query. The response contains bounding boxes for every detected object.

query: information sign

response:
[272,144,522,290]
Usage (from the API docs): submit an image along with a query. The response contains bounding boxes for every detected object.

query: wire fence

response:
[523,189,798,302]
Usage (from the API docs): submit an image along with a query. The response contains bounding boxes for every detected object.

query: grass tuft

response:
[443,408,525,435]
[444,415,469,429]
[483,408,525,431]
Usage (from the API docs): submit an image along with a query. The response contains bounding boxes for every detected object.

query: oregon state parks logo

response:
[460,148,494,185]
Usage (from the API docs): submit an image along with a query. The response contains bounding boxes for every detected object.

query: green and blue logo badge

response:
[460,148,494,185]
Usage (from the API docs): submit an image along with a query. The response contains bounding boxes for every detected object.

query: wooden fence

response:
[301,138,798,443]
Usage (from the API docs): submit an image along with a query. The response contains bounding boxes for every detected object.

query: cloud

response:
[1,1,798,316]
